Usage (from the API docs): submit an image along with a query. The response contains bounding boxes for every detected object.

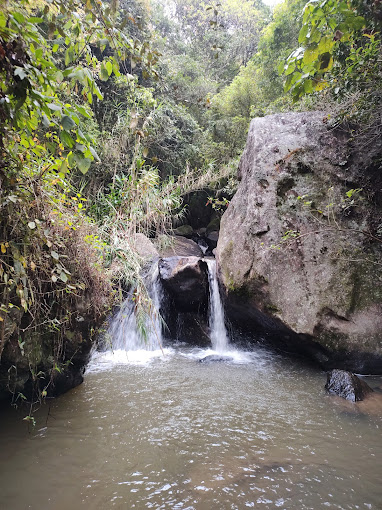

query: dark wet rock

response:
[217,112,382,373]
[325,369,373,402]
[0,304,100,401]
[199,355,234,363]
[158,256,208,312]
[206,216,221,235]
[166,312,211,347]
[206,230,219,250]
[160,236,203,258]
[173,224,194,238]
[184,190,213,229]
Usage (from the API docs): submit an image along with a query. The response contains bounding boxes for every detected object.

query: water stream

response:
[107,263,164,353]
[0,261,382,509]
[1,346,382,510]
[206,259,230,353]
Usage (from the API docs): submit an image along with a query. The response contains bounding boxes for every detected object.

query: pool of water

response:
[0,345,381,510]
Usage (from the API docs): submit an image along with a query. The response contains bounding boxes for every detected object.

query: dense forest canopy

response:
[0,0,381,404]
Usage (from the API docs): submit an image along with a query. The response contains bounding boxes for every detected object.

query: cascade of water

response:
[108,262,164,351]
[205,258,229,352]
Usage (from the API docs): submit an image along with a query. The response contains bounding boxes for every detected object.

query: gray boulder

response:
[217,112,382,373]
[158,256,208,311]
[160,236,203,258]
[325,369,373,401]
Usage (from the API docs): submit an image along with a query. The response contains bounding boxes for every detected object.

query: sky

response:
[263,0,283,6]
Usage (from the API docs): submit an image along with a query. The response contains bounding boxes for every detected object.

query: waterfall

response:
[108,262,164,351]
[205,259,229,353]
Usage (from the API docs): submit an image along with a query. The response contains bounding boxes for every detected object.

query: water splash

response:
[205,258,229,353]
[108,262,164,352]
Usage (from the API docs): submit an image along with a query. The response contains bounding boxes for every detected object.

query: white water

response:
[205,258,230,353]
[107,263,164,355]
[106,258,230,359]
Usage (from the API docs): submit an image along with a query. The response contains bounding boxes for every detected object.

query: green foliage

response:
[207,0,307,159]
[0,0,125,177]
[281,0,381,99]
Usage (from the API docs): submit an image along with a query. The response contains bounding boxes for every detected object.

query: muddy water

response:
[0,346,381,510]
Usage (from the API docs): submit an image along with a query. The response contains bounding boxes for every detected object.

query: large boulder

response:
[158,256,208,312]
[217,112,382,373]
[160,236,203,258]
[133,233,159,259]
[158,256,210,346]
[325,369,373,401]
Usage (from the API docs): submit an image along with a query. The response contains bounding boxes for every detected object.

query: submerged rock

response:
[325,369,373,402]
[199,354,234,363]
[217,112,382,373]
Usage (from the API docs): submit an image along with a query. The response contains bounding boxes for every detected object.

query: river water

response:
[0,344,382,510]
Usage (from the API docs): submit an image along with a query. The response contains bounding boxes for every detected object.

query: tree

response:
[0,0,152,182]
[281,0,381,99]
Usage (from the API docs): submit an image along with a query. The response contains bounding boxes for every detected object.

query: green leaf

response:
[42,114,50,128]
[298,23,309,44]
[100,63,109,81]
[61,115,76,131]
[60,130,75,148]
[47,103,62,112]
[74,154,92,174]
[54,71,64,84]
[76,106,91,118]
[12,12,25,24]
[59,272,68,283]
[105,61,113,76]
[304,79,313,93]
[51,251,59,260]
[89,146,101,162]
[318,36,334,54]
[14,67,27,80]
[28,17,44,24]
[284,63,295,76]
[303,46,319,65]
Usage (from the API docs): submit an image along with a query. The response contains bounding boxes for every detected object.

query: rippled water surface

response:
[1,345,382,510]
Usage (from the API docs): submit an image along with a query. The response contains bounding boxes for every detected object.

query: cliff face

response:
[217,112,382,374]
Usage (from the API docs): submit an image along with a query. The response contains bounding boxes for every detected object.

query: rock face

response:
[133,233,159,259]
[158,256,210,346]
[0,295,105,401]
[158,256,208,312]
[217,112,382,373]
[160,236,203,258]
[325,369,373,401]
